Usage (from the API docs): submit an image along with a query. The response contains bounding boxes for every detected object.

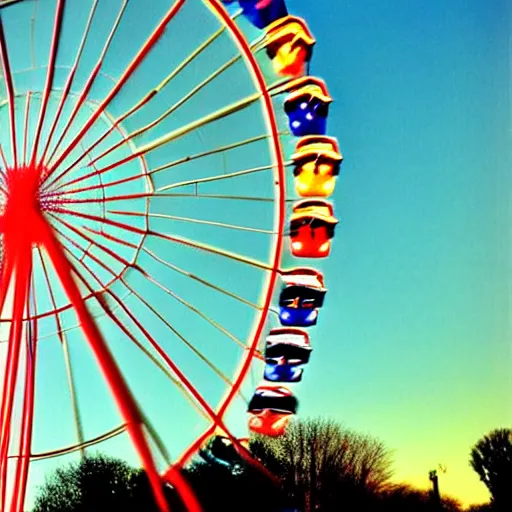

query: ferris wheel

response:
[0,0,343,510]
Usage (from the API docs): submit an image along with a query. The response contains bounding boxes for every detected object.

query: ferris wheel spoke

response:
[82,224,139,251]
[54,133,280,195]
[53,216,252,398]
[64,239,226,428]
[136,269,247,354]
[141,247,262,312]
[155,193,278,202]
[50,225,245,446]
[29,0,65,166]
[37,217,171,512]
[38,0,100,165]
[110,210,276,235]
[43,0,127,171]
[36,246,86,460]
[23,424,127,462]
[119,275,247,398]
[156,162,284,194]
[51,91,261,191]
[53,170,145,198]
[50,205,274,272]
[49,214,136,274]
[148,132,279,176]
[0,18,18,168]
[45,21,228,190]
[45,13,257,192]
[28,0,37,68]
[22,92,32,167]
[44,0,187,186]
[86,47,258,171]
[9,279,37,512]
[59,248,210,429]
[87,275,249,474]
[0,145,9,172]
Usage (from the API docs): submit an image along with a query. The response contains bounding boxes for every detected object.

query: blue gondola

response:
[222,0,288,29]
[284,77,332,136]
[279,268,327,327]
[199,435,245,475]
[264,328,312,383]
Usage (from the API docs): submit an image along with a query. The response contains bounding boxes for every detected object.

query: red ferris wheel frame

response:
[0,0,287,511]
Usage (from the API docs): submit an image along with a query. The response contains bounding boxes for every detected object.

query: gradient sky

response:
[289,0,511,506]
[0,0,510,509]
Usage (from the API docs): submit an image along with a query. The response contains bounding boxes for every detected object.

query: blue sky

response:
[289,0,511,504]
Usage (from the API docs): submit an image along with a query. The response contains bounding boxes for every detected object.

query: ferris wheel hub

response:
[2,165,49,237]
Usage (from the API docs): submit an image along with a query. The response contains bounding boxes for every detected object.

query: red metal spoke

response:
[53,170,144,198]
[48,206,274,271]
[83,54,247,173]
[54,213,243,395]
[52,192,151,206]
[82,225,139,250]
[46,0,128,172]
[38,0,99,165]
[48,219,130,290]
[0,18,18,168]
[43,0,186,184]
[43,0,127,169]
[45,14,232,193]
[36,216,171,512]
[0,146,9,170]
[50,223,229,426]
[53,132,274,195]
[49,91,260,190]
[29,0,65,166]
[49,213,138,270]
[50,228,205,512]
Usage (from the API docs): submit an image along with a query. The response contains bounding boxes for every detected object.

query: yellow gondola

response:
[264,16,315,77]
[291,136,343,197]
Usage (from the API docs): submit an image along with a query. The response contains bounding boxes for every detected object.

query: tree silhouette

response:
[184,459,287,512]
[469,428,512,510]
[249,417,394,512]
[377,483,461,512]
[32,453,164,512]
[466,504,493,512]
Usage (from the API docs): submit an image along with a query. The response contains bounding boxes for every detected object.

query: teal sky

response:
[290,0,511,505]
[0,0,510,508]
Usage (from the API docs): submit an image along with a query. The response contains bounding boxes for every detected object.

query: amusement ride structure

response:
[0,0,343,510]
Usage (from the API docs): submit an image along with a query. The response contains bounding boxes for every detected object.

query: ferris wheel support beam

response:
[9,292,37,512]
[36,218,175,512]
[0,238,32,512]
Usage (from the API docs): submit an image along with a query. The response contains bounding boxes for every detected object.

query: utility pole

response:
[429,469,443,511]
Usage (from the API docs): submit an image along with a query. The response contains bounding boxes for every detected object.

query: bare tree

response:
[470,428,512,510]
[250,417,394,512]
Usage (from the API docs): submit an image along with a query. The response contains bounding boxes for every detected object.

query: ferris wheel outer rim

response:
[0,0,290,508]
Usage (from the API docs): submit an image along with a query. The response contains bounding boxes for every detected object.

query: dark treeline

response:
[31,419,511,512]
